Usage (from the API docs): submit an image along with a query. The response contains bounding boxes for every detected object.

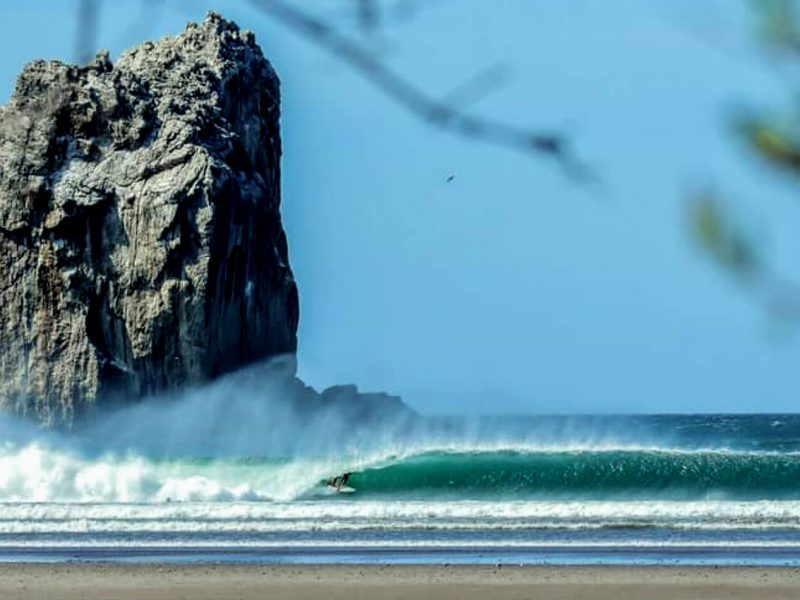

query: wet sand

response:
[0,564,799,600]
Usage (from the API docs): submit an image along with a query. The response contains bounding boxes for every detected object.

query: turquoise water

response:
[335,448,800,500]
[2,414,800,564]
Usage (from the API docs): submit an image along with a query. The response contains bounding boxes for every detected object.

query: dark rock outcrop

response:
[0,13,300,425]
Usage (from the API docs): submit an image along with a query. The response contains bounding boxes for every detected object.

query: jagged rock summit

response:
[0,13,300,425]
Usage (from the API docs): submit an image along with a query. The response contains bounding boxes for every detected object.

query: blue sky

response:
[0,1,796,414]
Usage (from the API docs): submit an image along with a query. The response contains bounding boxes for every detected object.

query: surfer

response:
[327,472,351,491]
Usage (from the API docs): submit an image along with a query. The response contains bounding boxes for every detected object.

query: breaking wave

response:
[2,442,800,503]
[338,448,800,500]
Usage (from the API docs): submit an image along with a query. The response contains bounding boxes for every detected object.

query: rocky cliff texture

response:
[0,13,300,426]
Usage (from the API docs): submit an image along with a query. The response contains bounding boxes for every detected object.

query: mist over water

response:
[0,360,797,504]
[2,365,800,563]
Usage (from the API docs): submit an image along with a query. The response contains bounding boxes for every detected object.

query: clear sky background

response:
[0,1,796,414]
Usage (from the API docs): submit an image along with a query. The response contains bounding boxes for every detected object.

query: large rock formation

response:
[0,13,300,426]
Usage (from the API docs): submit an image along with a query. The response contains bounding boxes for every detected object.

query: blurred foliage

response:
[752,0,800,53]
[745,0,800,175]
[689,1,800,320]
[690,193,761,280]
[738,115,800,172]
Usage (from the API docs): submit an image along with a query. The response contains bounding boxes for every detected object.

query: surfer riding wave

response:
[327,472,351,492]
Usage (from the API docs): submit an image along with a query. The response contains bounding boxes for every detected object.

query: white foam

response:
[1,500,800,533]
[0,437,797,504]
[0,442,341,503]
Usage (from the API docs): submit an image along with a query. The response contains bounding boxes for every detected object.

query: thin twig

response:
[76,0,100,64]
[246,0,595,182]
[355,0,380,32]
[441,62,511,110]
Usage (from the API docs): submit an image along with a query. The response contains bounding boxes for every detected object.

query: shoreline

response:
[0,564,799,600]
[2,543,800,567]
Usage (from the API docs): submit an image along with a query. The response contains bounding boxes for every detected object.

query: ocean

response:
[2,413,800,565]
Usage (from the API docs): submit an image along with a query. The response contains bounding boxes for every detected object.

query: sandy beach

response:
[0,564,798,600]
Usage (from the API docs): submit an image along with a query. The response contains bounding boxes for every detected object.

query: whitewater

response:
[2,391,800,564]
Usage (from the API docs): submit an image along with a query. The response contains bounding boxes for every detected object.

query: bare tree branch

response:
[389,0,448,27]
[247,0,595,182]
[442,63,511,111]
[76,0,100,64]
[355,0,380,32]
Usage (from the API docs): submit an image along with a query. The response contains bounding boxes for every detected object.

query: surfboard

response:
[327,485,356,494]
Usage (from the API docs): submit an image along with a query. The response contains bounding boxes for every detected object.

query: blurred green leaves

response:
[690,192,762,281]
[687,1,800,325]
[751,0,800,53]
[737,115,800,173]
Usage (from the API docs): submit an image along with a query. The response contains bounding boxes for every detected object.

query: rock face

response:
[0,13,299,426]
